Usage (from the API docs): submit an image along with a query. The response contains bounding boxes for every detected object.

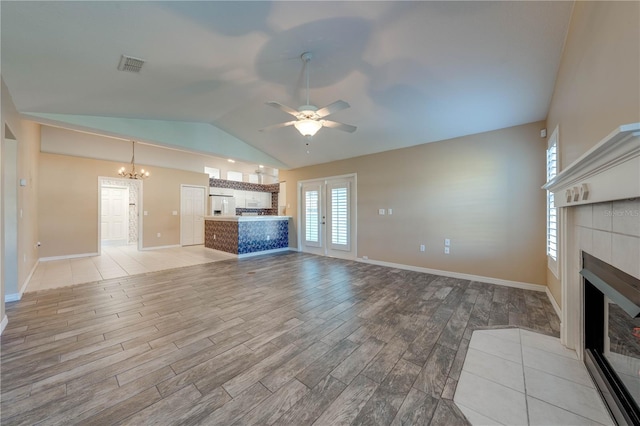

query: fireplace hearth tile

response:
[455,328,613,425]
[527,396,608,426]
[522,345,593,387]
[455,370,528,425]
[468,331,522,364]
[477,327,521,343]
[455,403,502,426]
[524,366,611,425]
[520,329,578,360]
[462,347,524,392]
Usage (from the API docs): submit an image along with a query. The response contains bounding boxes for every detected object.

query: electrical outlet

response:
[213,234,216,240]
[157,232,161,238]
[420,244,425,252]
[388,208,393,215]
[363,255,369,260]
[445,247,450,254]
[267,235,270,241]
[172,211,178,216]
[445,238,451,246]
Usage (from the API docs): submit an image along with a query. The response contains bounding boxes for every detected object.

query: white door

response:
[300,176,355,259]
[181,186,205,246]
[101,186,129,245]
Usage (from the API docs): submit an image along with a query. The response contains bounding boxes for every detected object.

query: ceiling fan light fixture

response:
[294,119,322,136]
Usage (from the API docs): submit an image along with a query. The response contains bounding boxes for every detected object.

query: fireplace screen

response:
[605,298,640,409]
[582,251,640,425]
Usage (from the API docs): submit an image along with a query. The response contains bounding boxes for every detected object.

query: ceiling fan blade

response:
[322,120,357,133]
[316,100,350,118]
[259,121,297,132]
[266,101,299,117]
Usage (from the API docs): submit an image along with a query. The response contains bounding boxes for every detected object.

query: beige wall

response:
[1,77,40,327]
[38,153,209,257]
[545,1,640,304]
[281,121,547,286]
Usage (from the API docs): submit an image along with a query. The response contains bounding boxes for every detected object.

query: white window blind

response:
[305,190,319,243]
[546,138,558,261]
[331,187,348,246]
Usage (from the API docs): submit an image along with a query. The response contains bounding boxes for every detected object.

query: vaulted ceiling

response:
[1,1,573,169]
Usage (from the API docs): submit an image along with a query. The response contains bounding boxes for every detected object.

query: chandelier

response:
[118,141,149,179]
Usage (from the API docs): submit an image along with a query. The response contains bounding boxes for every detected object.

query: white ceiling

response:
[1,1,573,169]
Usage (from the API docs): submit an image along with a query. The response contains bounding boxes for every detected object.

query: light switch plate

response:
[445,238,451,246]
[378,209,385,215]
[144,211,148,216]
[388,208,393,215]
[172,211,178,215]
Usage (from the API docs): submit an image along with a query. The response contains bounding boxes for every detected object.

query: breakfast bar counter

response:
[204,216,290,256]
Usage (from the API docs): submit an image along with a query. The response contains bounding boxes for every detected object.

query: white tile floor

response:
[27,245,235,292]
[454,328,614,425]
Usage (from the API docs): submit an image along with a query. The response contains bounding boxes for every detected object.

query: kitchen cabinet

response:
[262,192,272,208]
[210,187,234,196]
[233,190,246,208]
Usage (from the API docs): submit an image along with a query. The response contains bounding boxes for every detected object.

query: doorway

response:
[98,177,142,253]
[101,186,129,246]
[180,185,206,246]
[2,137,18,298]
[299,174,356,260]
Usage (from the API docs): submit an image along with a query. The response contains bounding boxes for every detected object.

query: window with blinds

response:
[305,190,319,243]
[547,135,558,261]
[331,187,348,246]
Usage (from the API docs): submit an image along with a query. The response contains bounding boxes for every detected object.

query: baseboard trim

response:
[4,293,21,302]
[237,248,293,259]
[40,252,98,262]
[141,245,181,251]
[546,286,562,318]
[4,260,39,303]
[0,315,8,335]
[355,257,547,293]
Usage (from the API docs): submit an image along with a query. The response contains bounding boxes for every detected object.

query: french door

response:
[300,175,355,259]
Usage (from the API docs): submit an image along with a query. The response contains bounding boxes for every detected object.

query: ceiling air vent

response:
[117,55,145,73]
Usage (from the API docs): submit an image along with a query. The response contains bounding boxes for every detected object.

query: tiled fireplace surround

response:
[549,124,640,357]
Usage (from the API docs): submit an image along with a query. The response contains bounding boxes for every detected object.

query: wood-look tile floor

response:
[0,252,560,425]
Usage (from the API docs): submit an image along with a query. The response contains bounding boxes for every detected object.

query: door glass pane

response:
[305,190,319,243]
[331,187,348,246]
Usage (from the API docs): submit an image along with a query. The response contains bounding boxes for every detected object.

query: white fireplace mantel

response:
[543,123,640,207]
[543,122,640,355]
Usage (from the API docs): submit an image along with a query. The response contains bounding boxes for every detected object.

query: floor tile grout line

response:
[519,329,531,426]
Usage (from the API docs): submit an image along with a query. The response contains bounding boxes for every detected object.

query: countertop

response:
[204,215,291,222]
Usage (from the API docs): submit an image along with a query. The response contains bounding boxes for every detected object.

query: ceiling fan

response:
[260,52,356,137]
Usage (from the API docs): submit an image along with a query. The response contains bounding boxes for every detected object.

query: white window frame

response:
[226,170,243,182]
[204,167,220,179]
[546,126,559,278]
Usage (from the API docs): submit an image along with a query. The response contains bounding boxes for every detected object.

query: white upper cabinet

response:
[210,187,233,196]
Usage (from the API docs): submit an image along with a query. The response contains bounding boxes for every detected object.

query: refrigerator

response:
[210,195,236,216]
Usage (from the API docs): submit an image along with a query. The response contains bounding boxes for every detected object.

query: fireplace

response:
[582,251,640,424]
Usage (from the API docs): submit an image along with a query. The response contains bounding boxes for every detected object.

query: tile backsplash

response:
[574,199,640,279]
[210,179,280,215]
